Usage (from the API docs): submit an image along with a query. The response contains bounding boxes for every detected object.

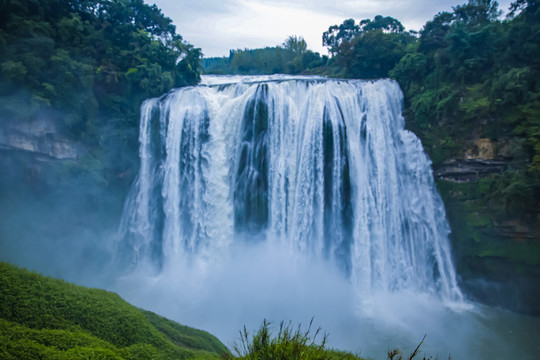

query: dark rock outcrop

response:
[434,159,507,182]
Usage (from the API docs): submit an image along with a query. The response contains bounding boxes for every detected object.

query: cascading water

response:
[119,75,462,302]
[113,75,540,360]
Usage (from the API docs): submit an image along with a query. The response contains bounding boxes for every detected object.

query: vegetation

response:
[0,262,229,359]
[436,178,540,313]
[199,0,540,313]
[203,16,416,79]
[0,0,201,123]
[390,0,540,204]
[0,0,201,186]
[387,0,540,312]
[0,262,446,360]
[228,320,444,360]
[227,319,364,360]
[323,16,416,79]
[203,36,327,75]
[0,0,202,272]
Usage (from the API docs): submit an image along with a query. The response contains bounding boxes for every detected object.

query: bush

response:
[228,319,364,360]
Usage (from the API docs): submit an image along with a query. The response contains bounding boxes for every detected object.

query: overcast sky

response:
[149,0,514,58]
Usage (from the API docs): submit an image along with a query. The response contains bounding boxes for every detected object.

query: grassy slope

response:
[0,262,229,360]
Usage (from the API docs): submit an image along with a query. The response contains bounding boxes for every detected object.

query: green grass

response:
[227,320,443,360]
[227,319,367,360]
[0,262,229,359]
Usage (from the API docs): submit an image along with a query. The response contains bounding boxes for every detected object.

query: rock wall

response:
[434,138,540,315]
[0,116,84,161]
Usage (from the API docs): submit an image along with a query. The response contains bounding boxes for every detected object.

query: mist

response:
[0,109,128,287]
[107,75,540,359]
[109,237,539,360]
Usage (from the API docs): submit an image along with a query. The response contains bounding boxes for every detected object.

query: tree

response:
[453,0,501,27]
[325,15,412,78]
[322,19,359,56]
[509,0,540,16]
[282,35,307,54]
[204,36,325,75]
[338,30,413,78]
[0,0,202,193]
[418,11,455,53]
[359,15,405,33]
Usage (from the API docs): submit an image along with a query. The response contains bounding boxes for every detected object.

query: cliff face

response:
[434,138,528,181]
[434,138,540,315]
[0,116,84,161]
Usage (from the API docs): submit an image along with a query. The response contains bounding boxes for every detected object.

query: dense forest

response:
[389,0,540,311]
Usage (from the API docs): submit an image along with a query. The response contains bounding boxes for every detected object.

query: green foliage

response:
[202,55,234,75]
[202,36,327,75]
[324,16,415,79]
[322,15,406,58]
[0,0,203,257]
[337,30,414,79]
[453,0,502,26]
[282,35,307,54]
[142,311,229,355]
[228,321,446,360]
[228,320,364,360]
[0,0,202,190]
[390,0,540,214]
[0,262,229,360]
[322,18,360,56]
[359,15,405,33]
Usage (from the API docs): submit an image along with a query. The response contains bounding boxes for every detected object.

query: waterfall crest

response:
[119,75,462,301]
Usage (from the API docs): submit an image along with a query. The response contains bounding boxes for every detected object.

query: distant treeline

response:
[203,36,327,75]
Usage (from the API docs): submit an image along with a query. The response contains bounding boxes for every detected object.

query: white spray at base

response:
[114,75,539,359]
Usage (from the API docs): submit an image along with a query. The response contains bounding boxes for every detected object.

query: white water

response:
[115,75,539,359]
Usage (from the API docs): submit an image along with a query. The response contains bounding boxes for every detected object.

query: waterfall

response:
[119,75,462,302]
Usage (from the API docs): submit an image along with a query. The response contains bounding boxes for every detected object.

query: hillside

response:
[0,262,229,359]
